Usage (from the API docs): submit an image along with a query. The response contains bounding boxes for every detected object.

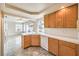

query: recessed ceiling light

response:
[61,6,65,9]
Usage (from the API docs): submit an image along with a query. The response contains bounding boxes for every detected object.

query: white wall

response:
[45,28,77,39]
[4,16,19,37]
[5,21,17,36]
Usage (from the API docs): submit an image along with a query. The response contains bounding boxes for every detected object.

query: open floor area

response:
[4,35,53,56]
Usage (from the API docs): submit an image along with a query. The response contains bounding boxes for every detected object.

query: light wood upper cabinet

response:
[49,13,56,28]
[44,4,78,28]
[48,38,59,55]
[44,15,49,27]
[59,40,76,56]
[56,10,65,28]
[64,4,78,28]
[31,35,40,46]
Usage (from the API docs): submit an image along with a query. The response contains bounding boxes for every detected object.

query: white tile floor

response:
[4,35,53,56]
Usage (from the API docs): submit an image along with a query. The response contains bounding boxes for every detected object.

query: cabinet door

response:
[59,40,76,56]
[31,35,40,46]
[64,4,78,28]
[22,35,31,48]
[49,13,56,28]
[44,15,49,27]
[48,38,59,55]
[59,45,76,56]
[77,45,79,56]
[56,10,65,28]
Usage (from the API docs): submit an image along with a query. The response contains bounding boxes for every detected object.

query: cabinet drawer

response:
[59,40,76,49]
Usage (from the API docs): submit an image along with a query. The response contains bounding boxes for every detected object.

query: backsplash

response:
[45,28,78,39]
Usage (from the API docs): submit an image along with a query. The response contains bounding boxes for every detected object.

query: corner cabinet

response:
[48,38,59,55]
[22,35,40,48]
[31,35,40,46]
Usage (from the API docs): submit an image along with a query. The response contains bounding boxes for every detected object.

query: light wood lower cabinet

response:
[22,35,40,48]
[22,35,31,48]
[48,38,59,55]
[59,40,76,56]
[77,45,79,56]
[31,35,40,46]
[48,37,79,56]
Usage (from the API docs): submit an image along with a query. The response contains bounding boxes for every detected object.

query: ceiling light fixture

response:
[61,6,65,9]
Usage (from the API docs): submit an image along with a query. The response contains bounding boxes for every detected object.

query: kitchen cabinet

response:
[77,45,79,56]
[22,35,31,48]
[48,38,59,55]
[31,35,40,46]
[59,40,76,56]
[44,4,78,28]
[64,4,78,28]
[49,13,56,28]
[22,35,40,48]
[44,15,49,27]
[56,10,65,28]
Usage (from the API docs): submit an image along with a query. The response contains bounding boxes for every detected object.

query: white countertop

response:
[21,32,79,44]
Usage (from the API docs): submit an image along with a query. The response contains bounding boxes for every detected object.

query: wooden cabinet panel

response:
[22,35,31,48]
[64,4,78,28]
[56,10,65,28]
[31,35,40,46]
[49,13,56,27]
[77,45,79,56]
[59,40,76,49]
[59,40,76,56]
[48,38,59,55]
[59,45,76,56]
[44,4,78,28]
[44,15,49,27]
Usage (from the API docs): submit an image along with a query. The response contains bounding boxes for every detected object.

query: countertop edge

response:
[21,33,79,44]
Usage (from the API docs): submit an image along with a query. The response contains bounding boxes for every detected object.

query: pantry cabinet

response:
[48,38,59,55]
